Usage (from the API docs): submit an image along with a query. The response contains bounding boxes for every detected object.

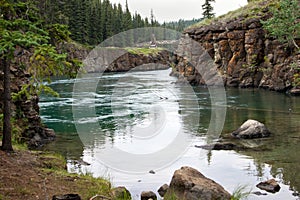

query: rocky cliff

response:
[0,49,55,148]
[83,48,171,73]
[0,42,89,148]
[106,50,170,72]
[171,1,300,94]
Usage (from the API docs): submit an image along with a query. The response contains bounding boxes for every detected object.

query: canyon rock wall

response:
[172,6,300,94]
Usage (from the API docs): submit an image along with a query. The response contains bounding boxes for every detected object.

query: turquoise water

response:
[40,69,300,199]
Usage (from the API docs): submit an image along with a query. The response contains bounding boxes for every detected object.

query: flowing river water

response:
[40,68,300,200]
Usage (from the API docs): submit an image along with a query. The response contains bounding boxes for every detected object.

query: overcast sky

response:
[109,0,248,22]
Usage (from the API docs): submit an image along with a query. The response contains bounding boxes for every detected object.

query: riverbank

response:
[0,144,113,200]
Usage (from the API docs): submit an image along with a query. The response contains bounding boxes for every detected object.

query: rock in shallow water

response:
[166,166,231,200]
[141,191,157,200]
[256,179,281,193]
[232,119,271,139]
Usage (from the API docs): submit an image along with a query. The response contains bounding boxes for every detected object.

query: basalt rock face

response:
[84,49,171,73]
[0,42,90,148]
[107,50,171,72]
[0,48,55,148]
[172,3,300,93]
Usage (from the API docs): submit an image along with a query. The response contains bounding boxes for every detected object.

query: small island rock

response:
[232,119,271,139]
[256,179,281,193]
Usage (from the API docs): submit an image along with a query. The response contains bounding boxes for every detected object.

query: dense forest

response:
[0,0,202,151]
[37,0,202,46]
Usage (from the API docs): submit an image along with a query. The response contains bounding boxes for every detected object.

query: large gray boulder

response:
[231,119,271,139]
[166,166,231,200]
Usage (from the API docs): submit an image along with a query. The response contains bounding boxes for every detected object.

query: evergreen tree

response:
[116,3,124,32]
[88,0,101,44]
[0,0,71,151]
[202,0,215,19]
[37,0,197,45]
[123,0,133,30]
[122,0,133,46]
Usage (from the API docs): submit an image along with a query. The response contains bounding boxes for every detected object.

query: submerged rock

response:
[52,194,81,200]
[253,191,268,196]
[141,191,157,200]
[232,119,271,139]
[256,179,281,193]
[195,142,239,150]
[167,166,231,200]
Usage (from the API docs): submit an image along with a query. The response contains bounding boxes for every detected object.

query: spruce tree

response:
[202,0,215,19]
[0,0,71,151]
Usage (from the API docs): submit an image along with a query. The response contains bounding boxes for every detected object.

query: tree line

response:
[36,0,198,45]
[37,0,202,46]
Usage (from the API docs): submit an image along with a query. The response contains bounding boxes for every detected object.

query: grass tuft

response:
[125,47,165,55]
[231,185,252,200]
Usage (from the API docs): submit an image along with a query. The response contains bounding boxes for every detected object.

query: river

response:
[40,68,300,200]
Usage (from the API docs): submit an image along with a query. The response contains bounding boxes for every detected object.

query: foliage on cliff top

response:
[125,47,165,55]
[188,0,277,29]
[261,0,300,50]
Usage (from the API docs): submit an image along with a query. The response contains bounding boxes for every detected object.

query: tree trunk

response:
[1,58,13,152]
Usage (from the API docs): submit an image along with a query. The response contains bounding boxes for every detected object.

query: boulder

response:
[158,184,169,197]
[256,179,281,193]
[167,166,231,200]
[232,119,271,139]
[111,186,131,199]
[141,191,157,200]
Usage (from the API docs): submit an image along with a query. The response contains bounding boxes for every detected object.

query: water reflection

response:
[221,88,300,197]
[41,69,300,199]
